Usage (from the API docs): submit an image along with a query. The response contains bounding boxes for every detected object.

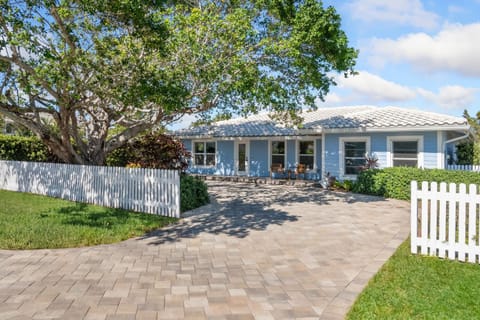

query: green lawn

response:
[0,190,177,249]
[347,239,480,319]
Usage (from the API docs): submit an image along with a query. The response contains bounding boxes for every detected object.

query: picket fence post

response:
[411,180,480,264]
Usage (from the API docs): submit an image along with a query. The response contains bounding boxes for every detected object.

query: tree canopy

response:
[0,0,357,164]
[456,110,480,165]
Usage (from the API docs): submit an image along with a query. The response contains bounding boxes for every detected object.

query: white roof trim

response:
[323,125,470,134]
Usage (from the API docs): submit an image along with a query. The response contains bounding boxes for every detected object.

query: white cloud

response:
[370,23,480,77]
[347,0,439,30]
[448,5,465,14]
[324,92,342,104]
[336,71,417,102]
[418,85,478,109]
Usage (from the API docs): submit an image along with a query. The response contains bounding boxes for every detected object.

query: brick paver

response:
[0,181,410,319]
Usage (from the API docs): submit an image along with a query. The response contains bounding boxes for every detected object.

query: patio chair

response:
[291,164,307,185]
[295,164,306,179]
[270,163,288,183]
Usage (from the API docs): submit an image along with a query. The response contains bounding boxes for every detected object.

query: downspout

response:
[442,127,473,168]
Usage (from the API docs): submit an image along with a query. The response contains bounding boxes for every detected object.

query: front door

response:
[237,142,249,175]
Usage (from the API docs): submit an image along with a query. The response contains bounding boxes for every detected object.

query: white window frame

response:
[193,140,217,167]
[269,139,287,169]
[296,139,316,170]
[339,137,371,179]
[387,136,424,168]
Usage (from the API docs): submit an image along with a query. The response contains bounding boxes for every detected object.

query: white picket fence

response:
[411,181,480,263]
[447,164,480,172]
[0,160,180,217]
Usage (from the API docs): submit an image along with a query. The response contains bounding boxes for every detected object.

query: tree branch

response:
[105,122,154,153]
[49,6,78,52]
[0,56,60,101]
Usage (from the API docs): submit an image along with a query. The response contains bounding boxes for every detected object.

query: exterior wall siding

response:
[315,138,322,171]
[216,141,235,176]
[249,140,269,177]
[182,139,235,176]
[328,131,439,180]
[423,131,438,168]
[287,140,296,169]
[182,131,443,179]
[324,134,341,178]
[370,131,438,169]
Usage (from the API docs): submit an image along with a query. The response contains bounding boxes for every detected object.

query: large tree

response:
[456,110,480,165]
[0,0,357,165]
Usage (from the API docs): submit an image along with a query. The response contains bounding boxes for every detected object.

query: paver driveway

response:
[0,181,410,320]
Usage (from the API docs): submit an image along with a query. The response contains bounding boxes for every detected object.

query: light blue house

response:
[175,106,470,181]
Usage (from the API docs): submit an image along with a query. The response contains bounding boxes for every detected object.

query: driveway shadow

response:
[139,181,387,245]
[139,196,298,245]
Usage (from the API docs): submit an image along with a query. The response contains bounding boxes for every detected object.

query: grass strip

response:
[347,239,480,319]
[0,190,176,249]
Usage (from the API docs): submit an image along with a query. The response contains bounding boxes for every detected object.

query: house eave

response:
[176,132,323,140]
[175,134,215,139]
[322,125,469,134]
[175,124,469,139]
[363,125,470,133]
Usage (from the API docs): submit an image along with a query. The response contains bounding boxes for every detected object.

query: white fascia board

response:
[322,125,469,134]
[322,127,368,134]
[179,135,323,141]
[363,125,469,133]
[175,135,215,139]
[297,128,323,135]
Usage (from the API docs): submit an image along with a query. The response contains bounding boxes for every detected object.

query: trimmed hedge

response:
[180,175,209,212]
[353,167,480,200]
[0,134,53,162]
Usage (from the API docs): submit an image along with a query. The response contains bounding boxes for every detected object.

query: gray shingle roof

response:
[175,106,468,138]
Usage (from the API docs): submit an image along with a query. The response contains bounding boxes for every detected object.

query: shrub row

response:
[180,175,209,212]
[0,134,54,162]
[353,167,480,200]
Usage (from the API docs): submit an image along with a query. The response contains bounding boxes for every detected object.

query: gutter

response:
[444,126,474,145]
[442,127,473,168]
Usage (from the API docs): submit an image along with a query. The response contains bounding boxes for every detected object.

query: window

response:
[194,141,216,166]
[387,136,423,168]
[344,141,366,175]
[298,141,314,170]
[392,141,418,167]
[340,137,370,177]
[271,141,285,166]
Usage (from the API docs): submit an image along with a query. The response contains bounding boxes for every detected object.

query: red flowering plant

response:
[362,152,379,170]
[107,132,190,171]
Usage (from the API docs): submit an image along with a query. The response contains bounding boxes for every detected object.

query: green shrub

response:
[333,179,354,192]
[342,180,354,192]
[0,134,55,162]
[180,175,209,212]
[353,167,480,200]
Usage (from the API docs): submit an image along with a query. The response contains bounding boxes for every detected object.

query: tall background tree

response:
[0,0,357,165]
[456,110,480,165]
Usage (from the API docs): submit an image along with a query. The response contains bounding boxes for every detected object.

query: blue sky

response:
[170,0,480,129]
[320,0,480,116]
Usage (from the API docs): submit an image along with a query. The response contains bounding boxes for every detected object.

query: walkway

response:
[0,181,410,319]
